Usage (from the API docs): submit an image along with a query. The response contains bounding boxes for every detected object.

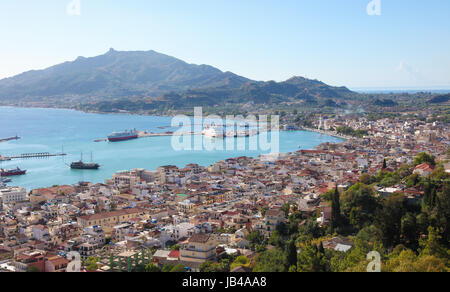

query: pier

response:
[94,131,180,142]
[0,136,20,143]
[93,129,272,142]
[2,152,67,159]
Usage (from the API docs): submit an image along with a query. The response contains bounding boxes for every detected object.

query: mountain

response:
[0,49,357,110]
[81,76,356,113]
[0,48,251,101]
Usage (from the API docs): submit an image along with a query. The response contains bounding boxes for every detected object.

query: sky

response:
[0,0,449,89]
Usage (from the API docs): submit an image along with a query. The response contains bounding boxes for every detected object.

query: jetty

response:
[94,131,183,142]
[0,136,20,143]
[138,131,178,137]
[93,128,273,142]
[3,152,67,159]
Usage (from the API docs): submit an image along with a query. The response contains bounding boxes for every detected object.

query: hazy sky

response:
[1,0,449,89]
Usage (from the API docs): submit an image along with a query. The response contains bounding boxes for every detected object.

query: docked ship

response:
[202,125,225,138]
[107,129,139,142]
[70,153,100,170]
[0,167,27,176]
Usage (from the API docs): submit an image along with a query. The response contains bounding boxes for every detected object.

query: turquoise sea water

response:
[0,107,343,190]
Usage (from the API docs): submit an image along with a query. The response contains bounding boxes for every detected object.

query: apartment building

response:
[77,208,145,233]
[180,234,216,263]
[0,186,27,204]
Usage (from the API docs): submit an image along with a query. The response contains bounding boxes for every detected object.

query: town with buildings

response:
[0,114,449,272]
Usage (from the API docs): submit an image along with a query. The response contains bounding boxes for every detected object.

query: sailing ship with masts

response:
[70,152,100,170]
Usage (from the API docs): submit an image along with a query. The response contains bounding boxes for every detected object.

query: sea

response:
[0,106,343,190]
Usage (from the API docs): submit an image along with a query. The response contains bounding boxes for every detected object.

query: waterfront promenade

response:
[301,127,353,140]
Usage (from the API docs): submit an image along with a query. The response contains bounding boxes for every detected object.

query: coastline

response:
[0,106,347,190]
[9,137,344,190]
[0,103,169,117]
[301,127,353,140]
[0,104,175,120]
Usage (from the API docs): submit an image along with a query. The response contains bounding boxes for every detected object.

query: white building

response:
[0,186,27,204]
[112,171,140,191]
[113,223,134,242]
[159,222,195,247]
[79,226,106,257]
[32,225,51,242]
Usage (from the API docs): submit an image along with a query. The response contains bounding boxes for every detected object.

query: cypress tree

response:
[331,187,342,232]
[318,241,325,254]
[430,187,437,209]
[286,239,298,267]
[423,178,436,211]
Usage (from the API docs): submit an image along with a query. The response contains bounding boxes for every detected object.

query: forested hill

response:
[0,49,357,109]
[0,48,251,101]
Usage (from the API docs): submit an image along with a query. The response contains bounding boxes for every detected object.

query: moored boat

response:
[0,167,27,176]
[70,161,100,170]
[0,177,12,183]
[70,152,100,170]
[202,125,225,138]
[107,129,139,142]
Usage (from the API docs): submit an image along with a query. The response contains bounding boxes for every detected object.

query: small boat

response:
[0,155,11,161]
[0,177,12,183]
[1,167,27,176]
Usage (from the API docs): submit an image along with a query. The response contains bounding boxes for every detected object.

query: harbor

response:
[0,106,343,189]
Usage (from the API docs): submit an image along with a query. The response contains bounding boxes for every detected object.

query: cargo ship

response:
[107,129,139,142]
[0,167,27,176]
[70,153,100,170]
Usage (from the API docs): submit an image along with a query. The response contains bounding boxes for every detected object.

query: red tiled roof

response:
[168,250,180,259]
[415,163,434,171]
